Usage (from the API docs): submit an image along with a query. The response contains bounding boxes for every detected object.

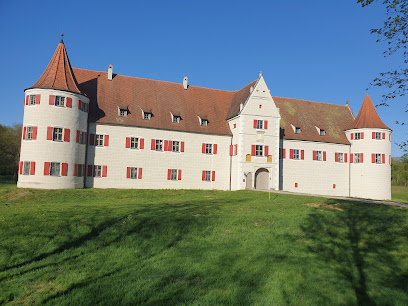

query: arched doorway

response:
[255,168,269,190]
[245,172,252,190]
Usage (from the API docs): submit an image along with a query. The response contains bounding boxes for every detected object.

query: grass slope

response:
[0,183,407,305]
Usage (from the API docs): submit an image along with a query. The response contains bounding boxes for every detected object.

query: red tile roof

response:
[28,41,83,95]
[347,94,390,130]
[273,97,355,144]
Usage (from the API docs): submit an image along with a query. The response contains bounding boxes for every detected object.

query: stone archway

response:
[255,168,269,190]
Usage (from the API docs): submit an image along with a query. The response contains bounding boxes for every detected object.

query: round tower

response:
[17,39,90,189]
[345,95,391,200]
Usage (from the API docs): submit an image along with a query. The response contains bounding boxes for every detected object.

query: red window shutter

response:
[230,145,233,156]
[264,121,268,129]
[372,153,375,163]
[127,167,130,178]
[382,154,385,164]
[389,134,391,141]
[213,144,217,154]
[32,126,37,140]
[49,95,55,105]
[372,132,375,139]
[251,145,256,156]
[151,139,155,150]
[61,163,68,176]
[335,153,338,162]
[87,165,93,177]
[169,141,173,151]
[64,128,70,142]
[333,184,336,189]
[78,100,82,110]
[126,137,130,148]
[253,120,257,128]
[76,130,80,143]
[44,162,50,175]
[140,138,144,149]
[295,183,298,188]
[30,161,35,175]
[90,134,95,146]
[212,171,215,181]
[282,149,286,159]
[361,153,364,163]
[351,133,354,140]
[202,143,206,153]
[82,165,85,176]
[138,168,143,179]
[102,165,107,177]
[104,135,109,146]
[290,149,294,159]
[265,145,269,156]
[181,141,184,152]
[25,96,29,105]
[178,169,182,180]
[361,132,364,139]
[74,164,78,176]
[350,154,354,163]
[164,140,169,151]
[301,150,305,160]
[66,97,72,108]
[84,133,87,145]
[19,161,23,174]
[202,171,206,181]
[345,153,348,163]
[313,151,316,161]
[47,127,53,140]
[167,169,171,180]
[36,94,41,105]
[382,133,385,140]
[323,151,326,161]
[23,127,27,140]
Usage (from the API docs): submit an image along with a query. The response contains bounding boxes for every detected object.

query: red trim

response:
[290,149,294,159]
[202,143,206,153]
[178,169,182,180]
[351,133,354,140]
[361,132,364,139]
[230,145,233,156]
[265,145,269,157]
[382,154,385,164]
[127,167,130,178]
[104,135,109,146]
[164,140,169,151]
[36,94,41,105]
[212,171,215,181]
[169,141,173,151]
[49,95,54,105]
[25,96,29,105]
[264,120,268,129]
[140,138,144,149]
[30,161,35,175]
[295,183,298,188]
[345,153,348,163]
[282,149,286,159]
[301,150,304,160]
[76,130,80,143]
[389,133,391,141]
[44,162,50,175]
[180,141,184,152]
[251,145,256,156]
[372,153,375,163]
[253,120,257,128]
[138,168,143,179]
[61,163,68,176]
[126,137,130,148]
[151,139,155,150]
[102,165,107,177]
[23,127,27,140]
[361,153,364,163]
[372,132,375,139]
[350,154,354,163]
[64,128,70,142]
[74,164,78,176]
[202,171,206,181]
[19,161,23,174]
[66,97,72,108]
[87,165,93,177]
[333,184,336,189]
[90,134,95,146]
[313,150,316,161]
[335,153,338,162]
[213,144,217,154]
[382,132,385,140]
[82,164,85,176]
[78,100,82,110]
[167,169,171,180]
[323,151,326,161]
[47,127,53,140]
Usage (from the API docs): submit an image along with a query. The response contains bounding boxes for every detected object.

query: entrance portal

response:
[255,168,269,190]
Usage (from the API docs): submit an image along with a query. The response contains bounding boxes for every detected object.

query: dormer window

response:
[119,108,128,117]
[173,115,181,123]
[319,129,325,136]
[201,119,208,126]
[29,95,36,105]
[144,112,152,120]
[295,127,301,134]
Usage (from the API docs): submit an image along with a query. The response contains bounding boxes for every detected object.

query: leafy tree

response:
[391,154,408,185]
[0,124,22,178]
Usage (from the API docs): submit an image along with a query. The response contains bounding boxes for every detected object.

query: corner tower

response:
[345,95,391,200]
[18,39,90,189]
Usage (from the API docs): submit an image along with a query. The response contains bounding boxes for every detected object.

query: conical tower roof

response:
[348,94,390,130]
[28,40,83,95]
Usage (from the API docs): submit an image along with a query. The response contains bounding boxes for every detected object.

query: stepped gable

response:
[274,97,355,144]
[348,94,390,130]
[28,40,83,95]
[226,79,258,119]
[73,68,243,135]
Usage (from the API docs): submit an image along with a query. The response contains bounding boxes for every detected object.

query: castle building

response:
[17,40,392,200]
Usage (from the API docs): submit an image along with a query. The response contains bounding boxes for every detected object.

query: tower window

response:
[29,95,36,105]
[94,165,102,177]
[201,119,208,126]
[95,134,104,147]
[354,132,361,140]
[319,129,325,136]
[54,96,65,107]
[295,127,301,134]
[50,162,61,176]
[375,132,382,140]
[119,109,128,117]
[173,115,181,123]
[144,112,152,120]
[255,145,264,157]
[53,128,63,142]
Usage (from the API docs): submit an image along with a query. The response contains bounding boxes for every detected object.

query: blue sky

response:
[1,0,406,156]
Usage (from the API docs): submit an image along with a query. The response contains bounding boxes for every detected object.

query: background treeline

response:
[392,155,408,186]
[0,124,21,179]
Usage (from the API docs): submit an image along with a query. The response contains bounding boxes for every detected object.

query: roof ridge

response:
[273,96,349,108]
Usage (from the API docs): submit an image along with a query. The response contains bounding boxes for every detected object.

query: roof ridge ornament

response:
[259,71,262,77]
[60,33,64,44]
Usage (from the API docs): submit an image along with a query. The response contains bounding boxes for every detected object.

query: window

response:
[81,102,87,112]
[375,153,382,164]
[205,143,212,154]
[94,165,102,177]
[130,167,138,179]
[131,137,139,149]
[204,170,211,182]
[155,139,163,151]
[119,109,128,117]
[295,127,301,134]
[201,119,208,126]
[173,115,181,123]
[53,128,63,142]
[257,120,264,129]
[50,162,61,176]
[144,112,152,120]
[354,132,361,140]
[95,134,104,147]
[55,96,65,107]
[293,149,300,160]
[172,141,180,152]
[319,129,325,136]
[79,131,86,144]
[315,151,322,161]
[29,95,36,105]
[255,145,263,157]
[338,153,344,163]
[170,169,178,180]
[375,132,382,140]
[23,161,31,175]
[26,127,33,140]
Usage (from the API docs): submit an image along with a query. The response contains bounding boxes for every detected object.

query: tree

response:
[358,0,408,150]
[0,124,22,178]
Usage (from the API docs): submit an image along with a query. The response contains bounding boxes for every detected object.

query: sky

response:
[0,0,407,156]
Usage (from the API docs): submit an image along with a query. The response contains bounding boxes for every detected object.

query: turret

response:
[345,95,391,200]
[18,38,90,189]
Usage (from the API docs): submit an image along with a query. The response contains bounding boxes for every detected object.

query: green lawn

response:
[392,185,408,203]
[0,182,407,305]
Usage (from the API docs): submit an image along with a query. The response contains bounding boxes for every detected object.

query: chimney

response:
[183,76,188,90]
[108,64,113,81]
